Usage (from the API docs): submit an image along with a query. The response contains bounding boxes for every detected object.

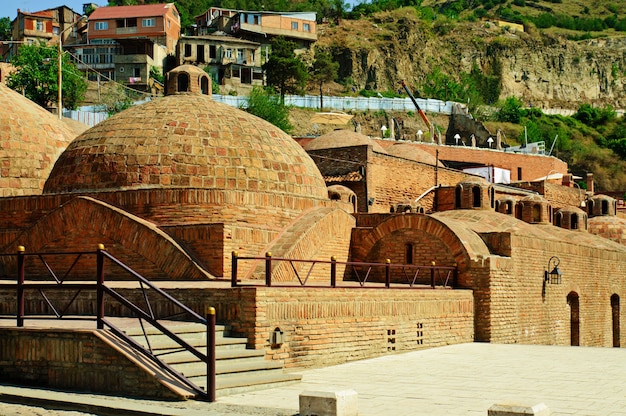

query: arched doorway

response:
[611,294,620,347]
[567,292,580,346]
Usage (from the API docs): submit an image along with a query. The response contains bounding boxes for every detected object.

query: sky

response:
[1,1,93,19]
[2,0,361,20]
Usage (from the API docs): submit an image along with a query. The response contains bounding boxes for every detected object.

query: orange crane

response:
[400,80,438,142]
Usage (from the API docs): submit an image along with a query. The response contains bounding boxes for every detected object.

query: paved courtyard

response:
[2,342,626,415]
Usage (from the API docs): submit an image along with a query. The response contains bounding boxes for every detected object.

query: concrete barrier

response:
[299,389,358,416]
[488,402,551,416]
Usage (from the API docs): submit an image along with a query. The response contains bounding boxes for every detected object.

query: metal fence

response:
[213,93,455,113]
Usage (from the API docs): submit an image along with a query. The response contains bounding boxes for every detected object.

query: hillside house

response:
[84,3,181,89]
[179,8,316,92]
[177,34,263,90]
[5,6,83,61]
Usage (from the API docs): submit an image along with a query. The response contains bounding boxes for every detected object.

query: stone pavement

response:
[2,343,626,416]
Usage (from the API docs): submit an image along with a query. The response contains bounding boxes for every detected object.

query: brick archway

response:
[352,214,490,272]
[11,196,213,280]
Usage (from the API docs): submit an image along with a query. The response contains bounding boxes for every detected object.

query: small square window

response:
[291,21,298,30]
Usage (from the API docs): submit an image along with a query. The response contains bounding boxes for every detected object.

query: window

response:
[95,21,108,30]
[134,67,141,77]
[405,243,413,264]
[184,44,192,57]
[36,20,44,31]
[143,18,156,27]
[303,23,310,32]
[225,48,232,59]
[291,21,298,30]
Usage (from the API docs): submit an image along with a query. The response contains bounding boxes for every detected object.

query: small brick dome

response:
[386,142,441,166]
[304,129,387,153]
[0,84,76,197]
[43,93,328,201]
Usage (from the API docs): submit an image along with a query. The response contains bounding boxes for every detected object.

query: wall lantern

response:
[544,256,563,285]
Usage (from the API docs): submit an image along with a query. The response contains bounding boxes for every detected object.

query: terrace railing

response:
[231,251,457,289]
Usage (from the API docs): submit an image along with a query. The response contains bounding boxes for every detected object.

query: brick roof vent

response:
[587,194,617,218]
[495,196,516,216]
[554,206,588,231]
[165,64,212,96]
[454,178,494,210]
[516,194,553,224]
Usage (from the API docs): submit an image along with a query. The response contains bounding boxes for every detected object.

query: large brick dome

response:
[0,85,76,197]
[43,93,328,200]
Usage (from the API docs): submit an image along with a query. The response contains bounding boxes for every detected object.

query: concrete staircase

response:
[122,322,302,398]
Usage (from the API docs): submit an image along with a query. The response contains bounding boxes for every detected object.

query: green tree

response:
[263,36,308,103]
[7,43,87,111]
[244,86,293,133]
[496,96,523,123]
[0,17,10,40]
[97,84,135,116]
[311,48,338,110]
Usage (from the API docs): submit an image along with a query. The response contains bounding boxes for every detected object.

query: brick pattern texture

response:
[0,85,76,197]
[43,93,328,201]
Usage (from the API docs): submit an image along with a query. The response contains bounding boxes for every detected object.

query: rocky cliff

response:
[317,8,626,110]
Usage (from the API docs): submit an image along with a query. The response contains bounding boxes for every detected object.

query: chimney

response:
[586,173,594,194]
[562,174,572,187]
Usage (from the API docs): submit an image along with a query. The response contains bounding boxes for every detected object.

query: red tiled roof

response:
[89,3,176,20]
[20,10,54,18]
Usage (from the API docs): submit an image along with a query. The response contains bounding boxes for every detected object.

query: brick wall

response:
[0,328,181,399]
[0,285,473,368]
[407,142,568,182]
[255,288,474,367]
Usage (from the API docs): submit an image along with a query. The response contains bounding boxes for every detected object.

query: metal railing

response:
[231,251,457,289]
[0,245,216,402]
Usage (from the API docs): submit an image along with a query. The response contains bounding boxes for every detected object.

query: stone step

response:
[157,346,264,365]
[189,370,302,396]
[175,356,283,378]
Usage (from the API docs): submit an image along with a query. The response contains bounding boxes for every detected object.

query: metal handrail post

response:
[430,261,436,289]
[207,307,216,402]
[96,244,105,329]
[265,252,272,287]
[231,251,238,287]
[17,246,25,327]
[330,256,337,288]
[385,259,391,288]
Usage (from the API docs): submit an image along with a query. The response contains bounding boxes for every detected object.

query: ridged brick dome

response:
[0,84,76,197]
[43,93,328,200]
